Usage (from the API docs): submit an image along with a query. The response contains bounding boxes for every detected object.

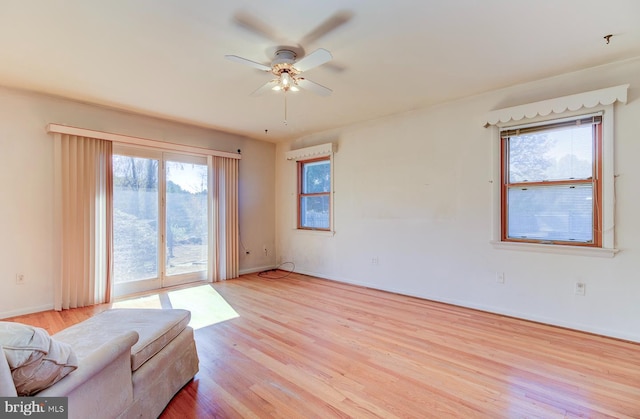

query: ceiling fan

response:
[225,48,333,96]
[224,10,353,97]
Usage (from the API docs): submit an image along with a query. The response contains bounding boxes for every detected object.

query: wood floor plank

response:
[4,271,640,418]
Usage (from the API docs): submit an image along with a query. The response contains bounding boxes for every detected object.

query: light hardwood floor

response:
[5,272,640,418]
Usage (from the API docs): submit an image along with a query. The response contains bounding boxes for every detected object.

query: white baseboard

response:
[0,304,55,320]
[239,265,278,275]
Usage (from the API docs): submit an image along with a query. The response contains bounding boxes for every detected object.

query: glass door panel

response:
[164,158,208,287]
[113,154,161,295]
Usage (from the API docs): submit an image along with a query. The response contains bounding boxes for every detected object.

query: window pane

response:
[507,185,593,242]
[302,160,330,193]
[508,125,593,183]
[166,161,208,276]
[113,155,159,283]
[300,195,330,229]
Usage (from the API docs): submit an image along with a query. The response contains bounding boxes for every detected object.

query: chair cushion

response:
[0,322,77,395]
[54,309,191,371]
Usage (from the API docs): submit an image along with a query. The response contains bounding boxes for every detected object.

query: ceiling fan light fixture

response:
[281,72,293,86]
[271,71,300,93]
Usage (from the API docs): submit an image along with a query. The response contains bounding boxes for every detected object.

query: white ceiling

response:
[1,1,639,142]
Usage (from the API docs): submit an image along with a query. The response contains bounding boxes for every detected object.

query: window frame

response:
[297,156,332,231]
[500,115,603,247]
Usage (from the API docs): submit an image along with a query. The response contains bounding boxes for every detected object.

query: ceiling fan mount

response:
[272,48,297,64]
[270,49,300,77]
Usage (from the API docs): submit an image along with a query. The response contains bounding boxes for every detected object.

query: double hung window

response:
[501,115,602,246]
[298,157,331,230]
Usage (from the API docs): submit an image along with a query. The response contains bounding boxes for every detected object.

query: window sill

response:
[294,229,335,237]
[490,240,618,258]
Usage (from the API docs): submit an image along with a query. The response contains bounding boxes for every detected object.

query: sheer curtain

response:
[53,134,113,310]
[209,155,239,281]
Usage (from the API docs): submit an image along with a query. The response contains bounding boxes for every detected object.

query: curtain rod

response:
[46,123,242,160]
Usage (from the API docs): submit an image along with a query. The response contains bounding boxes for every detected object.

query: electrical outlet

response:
[496,272,505,284]
[575,282,586,296]
[16,274,25,285]
[371,256,379,265]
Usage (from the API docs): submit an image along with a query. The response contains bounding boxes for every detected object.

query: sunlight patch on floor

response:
[112,284,239,329]
[113,294,164,309]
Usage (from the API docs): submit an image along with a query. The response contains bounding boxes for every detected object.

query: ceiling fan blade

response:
[293,48,333,72]
[232,10,283,43]
[250,79,279,96]
[299,10,354,45]
[225,55,272,72]
[297,78,333,96]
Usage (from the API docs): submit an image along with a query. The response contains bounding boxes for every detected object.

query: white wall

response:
[276,57,640,342]
[0,86,276,318]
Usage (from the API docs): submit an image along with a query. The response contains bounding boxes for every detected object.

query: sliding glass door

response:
[113,146,209,296]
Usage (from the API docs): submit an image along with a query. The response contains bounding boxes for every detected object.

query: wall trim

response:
[0,304,55,320]
[483,84,629,127]
[239,265,278,275]
[285,142,334,160]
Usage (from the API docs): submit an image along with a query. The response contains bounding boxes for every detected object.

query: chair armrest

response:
[38,330,138,397]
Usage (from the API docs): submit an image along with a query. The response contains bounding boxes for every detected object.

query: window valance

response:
[483,84,629,127]
[285,143,335,161]
[47,123,241,159]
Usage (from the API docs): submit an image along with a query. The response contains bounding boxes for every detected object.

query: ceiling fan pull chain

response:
[284,92,288,125]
